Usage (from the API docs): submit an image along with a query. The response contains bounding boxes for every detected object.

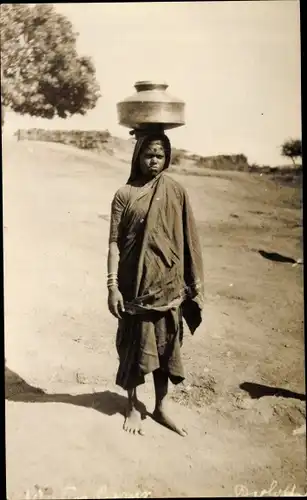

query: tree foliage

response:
[281,139,302,166]
[0,4,101,119]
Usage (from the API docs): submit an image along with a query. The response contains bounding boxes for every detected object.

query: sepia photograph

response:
[2,1,304,498]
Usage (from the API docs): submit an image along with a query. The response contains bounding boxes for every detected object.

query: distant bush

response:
[194,153,250,172]
[15,128,111,151]
[249,163,260,172]
[171,148,184,165]
[268,165,302,186]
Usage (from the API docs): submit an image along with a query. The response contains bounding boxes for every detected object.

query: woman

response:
[107,129,204,436]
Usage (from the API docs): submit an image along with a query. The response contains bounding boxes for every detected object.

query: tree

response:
[0,4,101,119]
[281,139,302,167]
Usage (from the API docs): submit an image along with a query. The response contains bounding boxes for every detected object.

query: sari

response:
[109,133,204,390]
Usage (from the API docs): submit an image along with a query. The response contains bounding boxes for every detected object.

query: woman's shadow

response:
[5,365,147,419]
[240,381,305,401]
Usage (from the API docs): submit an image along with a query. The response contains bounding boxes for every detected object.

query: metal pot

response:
[117,81,185,130]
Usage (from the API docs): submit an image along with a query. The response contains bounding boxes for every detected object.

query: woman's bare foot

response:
[152,407,187,437]
[152,369,187,437]
[123,406,144,435]
[123,389,145,436]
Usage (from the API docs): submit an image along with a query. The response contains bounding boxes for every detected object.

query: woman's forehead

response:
[143,140,165,152]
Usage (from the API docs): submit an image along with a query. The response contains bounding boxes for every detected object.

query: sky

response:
[3,1,301,166]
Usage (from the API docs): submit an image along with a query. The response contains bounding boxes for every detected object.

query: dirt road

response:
[4,138,305,499]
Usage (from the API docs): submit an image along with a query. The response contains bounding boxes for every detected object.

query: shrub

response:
[15,128,111,151]
[171,149,184,166]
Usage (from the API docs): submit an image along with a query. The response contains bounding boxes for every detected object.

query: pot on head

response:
[117,81,185,131]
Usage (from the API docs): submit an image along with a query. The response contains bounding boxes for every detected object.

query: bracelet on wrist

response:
[107,280,118,290]
[107,271,118,291]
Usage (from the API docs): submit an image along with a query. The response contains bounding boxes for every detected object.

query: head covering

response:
[127,129,171,183]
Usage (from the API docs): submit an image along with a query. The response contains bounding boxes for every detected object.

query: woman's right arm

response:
[107,242,125,319]
[107,190,126,319]
[107,241,120,277]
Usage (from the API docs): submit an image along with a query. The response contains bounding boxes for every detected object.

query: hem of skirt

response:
[116,366,185,390]
[115,374,146,391]
[168,373,185,385]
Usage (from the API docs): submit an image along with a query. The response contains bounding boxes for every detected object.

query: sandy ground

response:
[3,138,306,499]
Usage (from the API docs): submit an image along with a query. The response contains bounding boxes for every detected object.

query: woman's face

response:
[139,140,166,179]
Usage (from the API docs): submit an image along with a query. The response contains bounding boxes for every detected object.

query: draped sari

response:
[109,134,204,390]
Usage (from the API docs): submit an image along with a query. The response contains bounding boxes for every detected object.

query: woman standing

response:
[107,130,204,436]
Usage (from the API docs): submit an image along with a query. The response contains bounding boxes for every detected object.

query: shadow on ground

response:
[240,382,306,401]
[5,365,149,418]
[258,250,297,264]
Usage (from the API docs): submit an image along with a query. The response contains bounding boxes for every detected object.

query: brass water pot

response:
[117,81,185,130]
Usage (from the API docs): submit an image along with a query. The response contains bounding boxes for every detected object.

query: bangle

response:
[107,281,118,288]
[107,273,118,290]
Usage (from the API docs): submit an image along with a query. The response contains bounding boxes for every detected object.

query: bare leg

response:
[123,387,144,435]
[152,369,187,436]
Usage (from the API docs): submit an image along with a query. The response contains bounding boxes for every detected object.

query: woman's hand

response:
[108,287,125,319]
